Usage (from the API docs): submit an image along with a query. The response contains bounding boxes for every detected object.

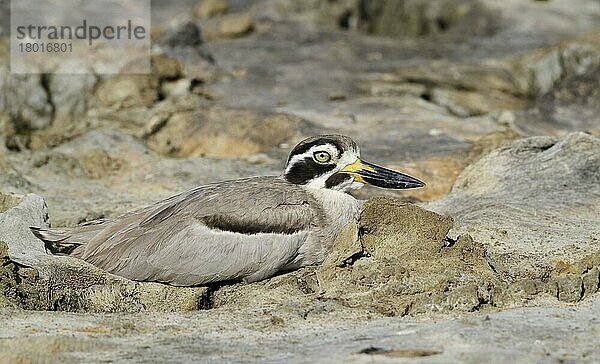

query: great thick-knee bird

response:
[31,135,424,286]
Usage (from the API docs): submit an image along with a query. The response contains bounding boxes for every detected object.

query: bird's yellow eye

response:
[313,151,332,163]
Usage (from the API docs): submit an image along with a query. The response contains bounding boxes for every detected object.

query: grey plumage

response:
[31,135,424,286]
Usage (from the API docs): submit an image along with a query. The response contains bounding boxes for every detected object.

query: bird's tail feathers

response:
[30,224,103,256]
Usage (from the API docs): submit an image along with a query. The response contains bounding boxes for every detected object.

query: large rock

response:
[517,30,600,97]
[145,108,307,158]
[315,199,499,316]
[427,132,600,300]
[516,65,600,136]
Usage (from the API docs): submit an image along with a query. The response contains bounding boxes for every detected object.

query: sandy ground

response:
[1,296,599,363]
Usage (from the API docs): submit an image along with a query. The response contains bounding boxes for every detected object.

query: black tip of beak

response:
[360,161,426,190]
[398,175,426,189]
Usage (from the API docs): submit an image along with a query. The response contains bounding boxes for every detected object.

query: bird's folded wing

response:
[139,177,321,234]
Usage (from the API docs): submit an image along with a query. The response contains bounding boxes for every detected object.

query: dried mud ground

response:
[1,298,600,363]
[1,0,600,362]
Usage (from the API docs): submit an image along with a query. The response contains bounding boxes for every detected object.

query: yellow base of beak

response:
[339,159,373,183]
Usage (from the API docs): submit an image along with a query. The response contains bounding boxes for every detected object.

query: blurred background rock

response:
[1,0,598,218]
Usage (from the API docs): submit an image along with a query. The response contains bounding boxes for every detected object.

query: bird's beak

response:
[339,159,425,189]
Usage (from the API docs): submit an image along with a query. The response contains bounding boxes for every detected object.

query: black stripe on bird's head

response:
[284,156,337,185]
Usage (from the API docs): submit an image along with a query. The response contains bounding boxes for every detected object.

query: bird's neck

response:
[306,187,361,227]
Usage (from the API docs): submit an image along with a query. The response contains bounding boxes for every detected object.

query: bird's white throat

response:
[306,187,361,228]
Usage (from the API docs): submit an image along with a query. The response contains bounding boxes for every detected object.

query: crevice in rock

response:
[484,253,499,276]
[39,73,56,127]
[443,236,457,247]
[141,114,171,140]
[338,10,354,30]
[189,78,205,92]
[436,18,449,32]
[420,90,432,102]
[341,250,370,268]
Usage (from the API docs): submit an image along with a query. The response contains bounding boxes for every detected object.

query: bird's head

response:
[283,135,425,192]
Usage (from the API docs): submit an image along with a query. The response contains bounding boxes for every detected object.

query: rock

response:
[355,0,499,38]
[389,61,528,116]
[217,14,254,38]
[516,30,600,97]
[94,75,159,109]
[145,109,305,158]
[467,130,522,162]
[561,39,600,77]
[429,88,524,117]
[527,48,563,95]
[515,65,600,136]
[0,192,209,312]
[48,61,97,120]
[0,192,22,213]
[161,78,192,99]
[154,19,203,48]
[0,193,48,266]
[427,132,600,296]
[0,61,53,131]
[194,0,229,19]
[151,54,184,79]
[314,198,502,316]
